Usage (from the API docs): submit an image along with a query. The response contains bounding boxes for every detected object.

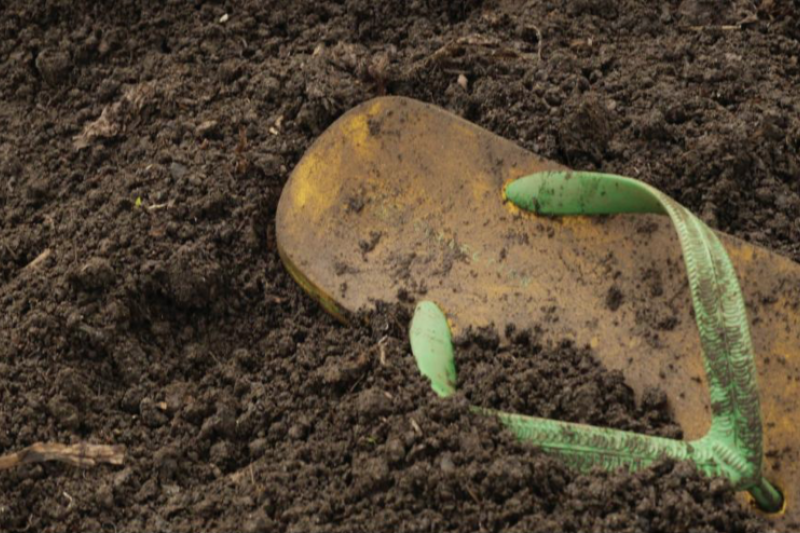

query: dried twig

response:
[689,12,759,32]
[429,34,538,67]
[530,25,543,61]
[24,248,52,270]
[0,442,125,471]
[378,335,388,366]
[464,483,481,504]
[688,25,742,31]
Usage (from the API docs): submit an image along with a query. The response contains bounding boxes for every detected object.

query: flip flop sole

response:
[276,97,800,523]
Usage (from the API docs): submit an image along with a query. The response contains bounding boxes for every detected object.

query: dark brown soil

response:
[1,0,798,531]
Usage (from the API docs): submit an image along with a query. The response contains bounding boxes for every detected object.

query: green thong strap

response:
[409,170,782,512]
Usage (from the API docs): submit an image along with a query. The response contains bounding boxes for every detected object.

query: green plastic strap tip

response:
[408,170,783,513]
[409,301,457,398]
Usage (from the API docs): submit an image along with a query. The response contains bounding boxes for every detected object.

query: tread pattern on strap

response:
[495,171,764,487]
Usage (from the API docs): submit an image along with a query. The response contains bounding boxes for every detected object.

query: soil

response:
[1,0,799,531]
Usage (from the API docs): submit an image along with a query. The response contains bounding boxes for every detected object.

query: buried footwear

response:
[276,97,799,525]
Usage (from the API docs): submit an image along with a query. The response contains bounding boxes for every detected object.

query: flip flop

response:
[276,96,799,525]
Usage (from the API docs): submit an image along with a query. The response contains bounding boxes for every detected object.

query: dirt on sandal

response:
[1,0,799,531]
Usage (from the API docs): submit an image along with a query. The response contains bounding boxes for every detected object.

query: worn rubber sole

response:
[276,97,800,524]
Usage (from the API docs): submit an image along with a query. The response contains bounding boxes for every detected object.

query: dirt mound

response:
[1,0,798,531]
